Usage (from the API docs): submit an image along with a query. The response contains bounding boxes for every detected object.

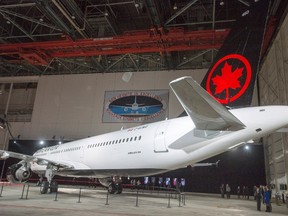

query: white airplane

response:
[1,76,288,194]
[0,0,276,194]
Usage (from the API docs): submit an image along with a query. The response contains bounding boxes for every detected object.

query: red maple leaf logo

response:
[212,61,243,103]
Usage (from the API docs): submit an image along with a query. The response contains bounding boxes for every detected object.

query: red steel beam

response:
[0,28,230,65]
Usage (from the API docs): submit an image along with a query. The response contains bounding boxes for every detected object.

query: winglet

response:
[169,76,245,131]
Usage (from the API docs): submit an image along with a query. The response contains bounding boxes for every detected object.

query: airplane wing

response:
[169,76,246,131]
[0,150,73,169]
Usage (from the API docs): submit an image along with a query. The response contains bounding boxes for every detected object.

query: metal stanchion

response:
[135,189,139,207]
[167,192,171,208]
[105,190,109,205]
[25,185,30,200]
[77,188,82,203]
[182,193,186,206]
[0,160,6,197]
[0,182,4,197]
[20,184,25,199]
[178,193,182,207]
[54,190,58,201]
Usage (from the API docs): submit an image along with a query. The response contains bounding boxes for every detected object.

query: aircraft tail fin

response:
[201,0,270,107]
[170,76,245,131]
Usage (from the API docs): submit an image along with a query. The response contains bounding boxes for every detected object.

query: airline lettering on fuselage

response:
[127,125,148,132]
[128,151,141,155]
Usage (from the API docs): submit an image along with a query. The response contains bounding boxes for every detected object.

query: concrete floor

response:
[0,183,287,216]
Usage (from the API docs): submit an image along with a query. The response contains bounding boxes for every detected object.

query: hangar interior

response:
[259,13,288,192]
[0,0,288,193]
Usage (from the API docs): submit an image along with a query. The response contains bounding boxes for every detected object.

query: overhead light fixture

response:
[39,140,44,145]
[6,20,11,24]
[220,0,224,6]
[135,3,139,8]
[173,3,177,10]
[122,72,133,82]
[104,11,109,16]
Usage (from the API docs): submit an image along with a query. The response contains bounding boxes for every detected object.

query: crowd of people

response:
[220,184,274,212]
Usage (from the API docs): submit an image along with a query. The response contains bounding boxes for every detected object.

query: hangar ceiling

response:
[0,0,287,77]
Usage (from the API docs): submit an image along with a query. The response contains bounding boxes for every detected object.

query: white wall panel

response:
[0,69,205,143]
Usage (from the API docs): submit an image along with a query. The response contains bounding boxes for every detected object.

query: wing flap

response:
[169,76,245,130]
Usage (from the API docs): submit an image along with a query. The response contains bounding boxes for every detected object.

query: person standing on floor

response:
[237,186,241,199]
[226,184,231,199]
[255,187,262,211]
[264,186,272,212]
[220,184,225,198]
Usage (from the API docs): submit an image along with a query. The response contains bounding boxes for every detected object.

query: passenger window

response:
[139,136,142,140]
[130,137,133,141]
[134,137,137,141]
[119,139,121,143]
[122,139,125,142]
[126,138,129,142]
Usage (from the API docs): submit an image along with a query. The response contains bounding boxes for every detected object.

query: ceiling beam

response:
[0,28,229,65]
[164,0,198,26]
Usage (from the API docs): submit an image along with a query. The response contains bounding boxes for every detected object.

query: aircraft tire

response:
[50,181,58,193]
[40,181,49,194]
[108,183,116,194]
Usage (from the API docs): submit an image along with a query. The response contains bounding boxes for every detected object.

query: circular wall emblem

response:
[105,92,167,122]
[206,54,252,104]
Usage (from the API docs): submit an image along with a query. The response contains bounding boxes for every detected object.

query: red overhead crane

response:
[0,28,230,66]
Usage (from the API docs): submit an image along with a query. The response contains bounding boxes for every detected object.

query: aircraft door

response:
[154,122,169,153]
[80,146,85,163]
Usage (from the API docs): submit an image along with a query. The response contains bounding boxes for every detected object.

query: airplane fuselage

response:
[31,105,288,179]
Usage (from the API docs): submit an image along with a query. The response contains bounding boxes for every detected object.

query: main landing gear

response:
[40,181,58,194]
[39,164,59,194]
[98,177,123,194]
[108,182,123,194]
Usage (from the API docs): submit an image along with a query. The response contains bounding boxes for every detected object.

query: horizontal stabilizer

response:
[276,128,288,132]
[169,77,245,130]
